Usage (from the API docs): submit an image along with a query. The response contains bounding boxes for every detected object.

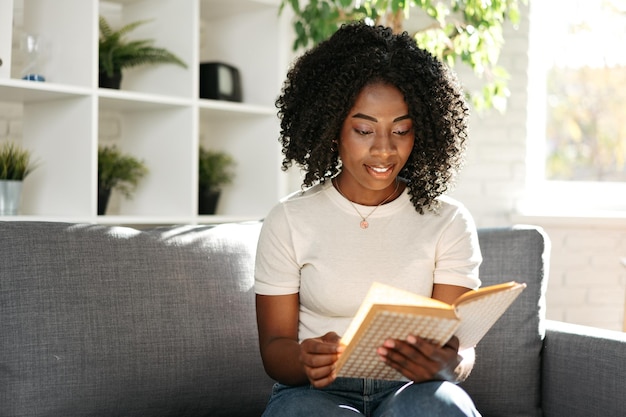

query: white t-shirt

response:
[255,181,482,341]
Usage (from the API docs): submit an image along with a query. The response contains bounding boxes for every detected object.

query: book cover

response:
[335,281,526,380]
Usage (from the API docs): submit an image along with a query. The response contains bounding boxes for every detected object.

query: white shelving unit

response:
[0,0,289,225]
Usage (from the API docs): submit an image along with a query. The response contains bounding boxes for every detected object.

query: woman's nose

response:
[371,132,395,156]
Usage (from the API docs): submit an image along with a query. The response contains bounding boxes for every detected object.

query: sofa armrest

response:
[542,320,626,417]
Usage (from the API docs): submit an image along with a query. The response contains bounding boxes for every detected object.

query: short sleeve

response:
[254,203,301,295]
[433,203,482,289]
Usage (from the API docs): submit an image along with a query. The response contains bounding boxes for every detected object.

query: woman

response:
[255,22,482,416]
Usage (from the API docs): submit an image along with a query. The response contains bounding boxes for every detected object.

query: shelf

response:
[0,215,98,224]
[97,214,265,226]
[199,99,275,117]
[99,89,192,111]
[1,0,287,224]
[0,78,91,103]
[0,214,265,226]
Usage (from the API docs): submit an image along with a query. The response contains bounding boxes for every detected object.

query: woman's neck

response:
[332,177,403,206]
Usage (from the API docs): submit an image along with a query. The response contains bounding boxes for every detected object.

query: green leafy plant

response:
[98,15,187,79]
[280,0,526,112]
[0,142,36,180]
[98,145,148,198]
[198,148,235,192]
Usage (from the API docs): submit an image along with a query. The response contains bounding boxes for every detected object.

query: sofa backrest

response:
[461,225,550,417]
[0,221,274,417]
[0,221,550,417]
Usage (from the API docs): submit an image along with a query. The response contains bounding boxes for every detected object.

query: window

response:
[525,0,626,213]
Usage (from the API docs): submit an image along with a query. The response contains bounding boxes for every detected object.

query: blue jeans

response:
[262,378,481,417]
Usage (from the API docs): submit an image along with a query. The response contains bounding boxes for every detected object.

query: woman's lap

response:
[262,378,480,417]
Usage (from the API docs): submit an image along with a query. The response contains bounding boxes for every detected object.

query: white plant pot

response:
[0,180,24,215]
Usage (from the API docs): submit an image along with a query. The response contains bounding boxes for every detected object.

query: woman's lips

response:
[366,164,394,177]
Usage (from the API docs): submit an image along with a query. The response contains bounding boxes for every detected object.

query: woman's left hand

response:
[376,335,462,383]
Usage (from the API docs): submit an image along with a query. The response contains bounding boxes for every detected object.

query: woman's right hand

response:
[299,332,344,388]
[257,294,343,387]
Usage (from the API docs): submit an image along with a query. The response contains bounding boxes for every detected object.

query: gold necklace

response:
[333,179,400,229]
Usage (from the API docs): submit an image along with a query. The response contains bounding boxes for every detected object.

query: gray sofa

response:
[1,221,624,417]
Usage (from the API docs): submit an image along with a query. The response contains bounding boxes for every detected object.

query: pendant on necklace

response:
[333,177,399,231]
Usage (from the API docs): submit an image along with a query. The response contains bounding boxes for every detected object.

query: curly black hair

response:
[276,22,469,214]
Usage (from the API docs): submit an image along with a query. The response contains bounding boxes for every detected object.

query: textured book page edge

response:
[336,306,460,380]
[341,282,452,345]
[336,281,525,378]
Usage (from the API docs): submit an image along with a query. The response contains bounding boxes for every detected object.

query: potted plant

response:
[98,145,148,215]
[0,141,36,215]
[98,16,187,89]
[198,147,235,215]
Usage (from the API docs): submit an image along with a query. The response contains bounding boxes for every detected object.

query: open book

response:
[335,281,526,380]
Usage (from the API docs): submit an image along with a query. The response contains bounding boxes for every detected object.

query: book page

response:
[335,281,526,379]
[454,282,526,350]
[341,282,453,345]
[336,305,460,380]
[453,281,525,306]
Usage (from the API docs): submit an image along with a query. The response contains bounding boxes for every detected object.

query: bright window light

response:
[524,0,626,214]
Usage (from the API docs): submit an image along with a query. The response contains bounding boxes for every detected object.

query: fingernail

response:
[407,335,417,344]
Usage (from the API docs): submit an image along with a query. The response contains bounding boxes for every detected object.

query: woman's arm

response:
[431,283,471,304]
[431,283,476,382]
[256,294,343,388]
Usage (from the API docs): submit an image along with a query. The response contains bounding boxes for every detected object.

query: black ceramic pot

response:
[98,186,112,215]
[99,71,122,89]
[198,188,220,215]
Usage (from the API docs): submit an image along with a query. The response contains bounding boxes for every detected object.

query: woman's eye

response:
[394,129,411,136]
[355,129,372,135]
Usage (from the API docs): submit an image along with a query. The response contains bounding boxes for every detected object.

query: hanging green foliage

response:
[280,0,526,112]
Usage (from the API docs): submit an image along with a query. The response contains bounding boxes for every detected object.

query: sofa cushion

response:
[460,225,550,417]
[0,221,273,417]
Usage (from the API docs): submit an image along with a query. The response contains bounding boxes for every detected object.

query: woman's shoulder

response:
[430,194,478,233]
[433,194,475,222]
[264,182,330,221]
[436,194,466,210]
[279,182,330,205]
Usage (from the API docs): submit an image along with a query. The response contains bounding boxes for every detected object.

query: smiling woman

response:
[276,24,469,215]
[334,82,414,207]
[254,22,482,417]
